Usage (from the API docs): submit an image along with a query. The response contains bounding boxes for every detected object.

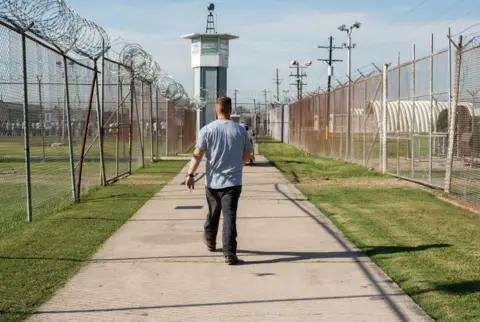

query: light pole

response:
[338,22,361,160]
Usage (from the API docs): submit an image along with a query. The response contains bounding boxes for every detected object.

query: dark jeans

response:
[204,185,242,256]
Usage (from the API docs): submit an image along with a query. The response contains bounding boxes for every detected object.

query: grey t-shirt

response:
[196,120,254,189]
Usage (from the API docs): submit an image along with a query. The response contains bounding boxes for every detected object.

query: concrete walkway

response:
[30,156,432,322]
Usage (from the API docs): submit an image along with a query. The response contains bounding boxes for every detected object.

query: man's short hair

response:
[216,96,232,115]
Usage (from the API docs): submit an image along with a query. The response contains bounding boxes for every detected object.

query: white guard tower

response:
[182,3,239,134]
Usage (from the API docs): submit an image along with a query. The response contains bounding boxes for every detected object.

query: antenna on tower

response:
[206,3,216,34]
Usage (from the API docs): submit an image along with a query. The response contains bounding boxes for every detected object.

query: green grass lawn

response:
[0,160,187,322]
[0,160,125,235]
[0,135,187,161]
[0,133,192,235]
[259,139,480,322]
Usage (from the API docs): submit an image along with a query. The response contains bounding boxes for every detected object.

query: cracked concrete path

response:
[29,155,432,322]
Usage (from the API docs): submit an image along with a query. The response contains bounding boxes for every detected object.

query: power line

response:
[397,0,469,42]
[372,0,432,37]
[381,0,431,32]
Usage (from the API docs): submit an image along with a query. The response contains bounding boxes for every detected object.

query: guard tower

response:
[182,3,239,133]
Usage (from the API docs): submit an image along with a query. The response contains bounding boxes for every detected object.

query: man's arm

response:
[242,130,254,164]
[187,148,204,175]
[242,151,251,165]
[187,127,207,176]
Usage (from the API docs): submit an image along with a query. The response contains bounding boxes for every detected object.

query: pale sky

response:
[66,0,479,103]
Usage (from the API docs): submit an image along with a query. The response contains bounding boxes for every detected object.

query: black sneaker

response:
[225,255,238,265]
[203,232,216,252]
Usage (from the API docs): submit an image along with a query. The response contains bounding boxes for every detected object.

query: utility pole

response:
[318,36,343,139]
[273,69,282,101]
[318,36,343,93]
[253,98,257,131]
[233,89,238,114]
[289,65,307,100]
[263,89,269,136]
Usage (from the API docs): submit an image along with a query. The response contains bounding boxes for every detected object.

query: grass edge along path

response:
[258,138,480,322]
[0,160,187,322]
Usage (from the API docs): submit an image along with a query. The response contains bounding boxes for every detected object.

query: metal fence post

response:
[128,69,134,174]
[411,44,416,178]
[140,82,145,167]
[363,82,367,166]
[397,53,401,176]
[382,64,389,174]
[281,103,285,143]
[155,88,159,159]
[63,56,77,201]
[165,99,170,157]
[115,64,120,177]
[331,90,336,158]
[150,84,154,162]
[444,35,463,194]
[429,33,434,183]
[94,61,106,185]
[21,32,33,221]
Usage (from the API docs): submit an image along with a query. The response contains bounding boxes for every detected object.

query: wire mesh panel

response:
[386,66,401,176]
[156,91,167,158]
[450,38,480,203]
[103,59,129,180]
[0,25,26,232]
[166,100,180,156]
[0,0,196,227]
[334,86,348,160]
[131,80,143,170]
[143,84,153,163]
[182,108,196,153]
[363,75,383,170]
[429,50,450,187]
[26,38,75,219]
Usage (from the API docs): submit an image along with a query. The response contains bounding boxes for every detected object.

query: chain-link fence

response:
[0,7,197,232]
[270,28,480,205]
[447,33,480,203]
[283,73,383,171]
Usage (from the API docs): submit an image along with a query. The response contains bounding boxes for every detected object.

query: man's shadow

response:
[219,244,451,265]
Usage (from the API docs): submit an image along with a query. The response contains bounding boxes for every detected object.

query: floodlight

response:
[338,24,347,32]
[352,22,361,29]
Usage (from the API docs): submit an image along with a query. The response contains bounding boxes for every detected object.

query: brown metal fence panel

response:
[286,74,383,170]
[271,30,480,205]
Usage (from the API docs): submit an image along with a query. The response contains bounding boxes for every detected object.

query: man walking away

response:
[185,96,253,265]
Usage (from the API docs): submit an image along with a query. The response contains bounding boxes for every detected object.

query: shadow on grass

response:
[412,280,480,296]
[363,244,452,256]
[235,244,451,265]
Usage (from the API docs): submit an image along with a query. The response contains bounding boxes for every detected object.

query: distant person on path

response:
[185,96,253,265]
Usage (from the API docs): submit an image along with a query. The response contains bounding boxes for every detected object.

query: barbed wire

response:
[0,0,195,107]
